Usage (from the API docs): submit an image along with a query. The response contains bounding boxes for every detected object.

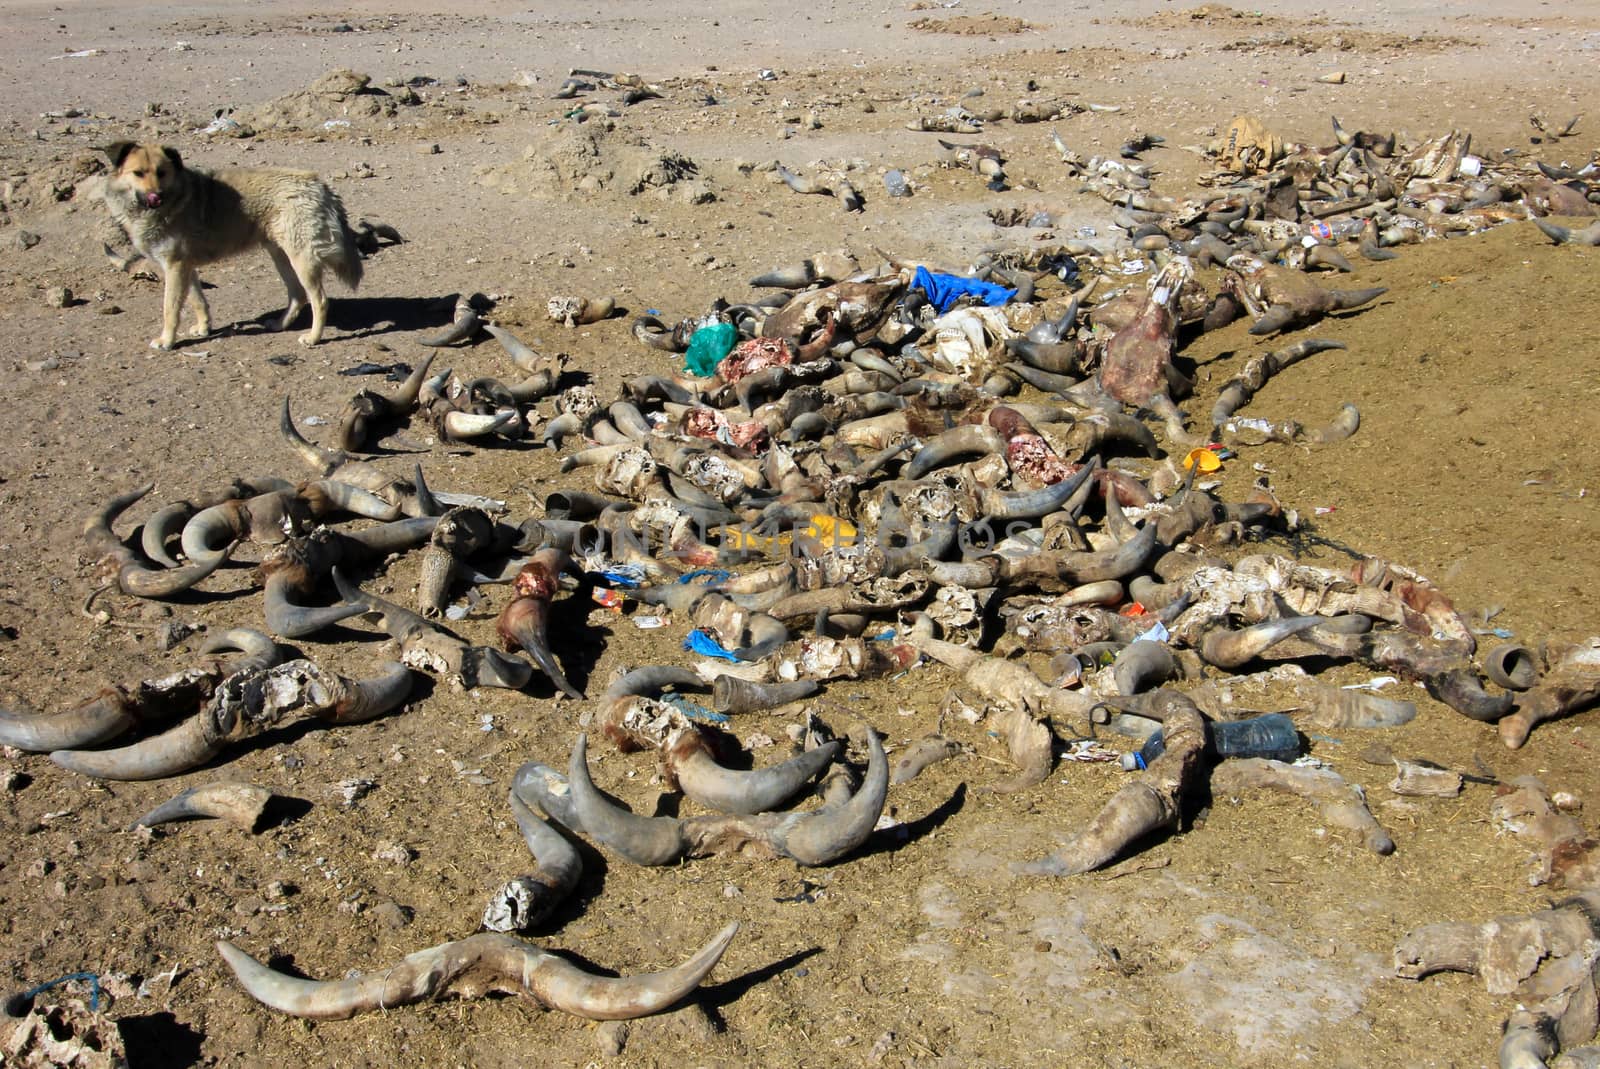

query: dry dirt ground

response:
[1,1,1599,1067]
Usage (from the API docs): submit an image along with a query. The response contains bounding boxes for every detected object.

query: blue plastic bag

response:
[912,265,1016,314]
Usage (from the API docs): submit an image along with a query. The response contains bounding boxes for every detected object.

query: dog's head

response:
[100,142,182,210]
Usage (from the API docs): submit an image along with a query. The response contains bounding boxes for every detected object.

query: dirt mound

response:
[477,121,715,203]
[1131,6,1472,52]
[228,68,403,137]
[1,151,107,219]
[908,13,1036,36]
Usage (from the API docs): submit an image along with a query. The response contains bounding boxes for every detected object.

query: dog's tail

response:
[329,195,364,291]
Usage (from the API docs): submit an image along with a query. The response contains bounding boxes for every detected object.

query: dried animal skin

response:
[1388,759,1462,798]
[890,734,966,786]
[1395,892,1600,1068]
[1491,777,1600,889]
[1500,639,1600,750]
[1098,257,1192,407]
[1211,758,1395,855]
[985,706,1054,794]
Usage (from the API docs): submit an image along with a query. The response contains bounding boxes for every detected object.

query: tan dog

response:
[100,142,362,349]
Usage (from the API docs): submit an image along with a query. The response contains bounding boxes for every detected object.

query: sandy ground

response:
[1,1,1599,1067]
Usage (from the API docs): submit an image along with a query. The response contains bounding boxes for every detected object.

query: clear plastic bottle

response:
[1120,711,1301,771]
[1303,218,1365,242]
[883,169,911,198]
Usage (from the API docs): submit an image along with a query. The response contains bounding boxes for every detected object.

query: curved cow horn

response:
[441,409,515,440]
[130,782,274,831]
[567,734,689,866]
[215,921,737,1021]
[1246,305,1299,336]
[976,461,1095,521]
[181,499,250,567]
[672,738,842,816]
[1329,285,1387,311]
[300,479,402,522]
[496,595,582,700]
[262,572,366,639]
[328,661,413,724]
[51,711,224,782]
[632,314,688,353]
[1534,218,1600,247]
[1483,643,1538,691]
[279,396,350,474]
[199,628,283,671]
[770,730,887,865]
[606,666,706,699]
[85,485,232,597]
[142,499,203,568]
[906,424,1005,480]
[482,790,583,933]
[711,676,818,714]
[0,689,139,753]
[1199,616,1322,669]
[417,296,484,347]
[749,260,817,289]
[483,322,543,373]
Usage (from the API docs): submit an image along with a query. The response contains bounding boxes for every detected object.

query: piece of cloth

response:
[912,265,1016,314]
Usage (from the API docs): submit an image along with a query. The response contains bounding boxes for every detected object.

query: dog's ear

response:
[100,141,137,167]
[161,146,184,171]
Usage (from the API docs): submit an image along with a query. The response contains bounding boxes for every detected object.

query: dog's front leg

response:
[153,259,196,350]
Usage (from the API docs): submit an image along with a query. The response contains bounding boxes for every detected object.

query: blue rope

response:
[19,972,100,1013]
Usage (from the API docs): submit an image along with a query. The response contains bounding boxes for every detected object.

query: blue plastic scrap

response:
[683,629,742,662]
[658,690,731,725]
[911,265,1016,314]
[678,568,734,585]
[1133,621,1171,644]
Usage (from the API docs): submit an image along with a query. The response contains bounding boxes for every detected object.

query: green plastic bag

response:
[684,321,737,377]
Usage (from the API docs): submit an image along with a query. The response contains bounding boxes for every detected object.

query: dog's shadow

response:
[220,295,458,344]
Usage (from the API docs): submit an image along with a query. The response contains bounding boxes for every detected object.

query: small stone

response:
[372,900,413,929]
[44,286,71,308]
[419,142,440,155]
[15,230,42,250]
[595,1019,629,1057]
[153,619,195,652]
[234,895,265,917]
[333,778,374,806]
[26,858,52,878]
[371,840,415,866]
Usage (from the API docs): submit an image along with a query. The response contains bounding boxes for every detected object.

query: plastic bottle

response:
[1303,218,1365,242]
[1119,711,1301,771]
[883,169,911,198]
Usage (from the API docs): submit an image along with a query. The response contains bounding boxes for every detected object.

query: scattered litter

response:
[1342,676,1399,691]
